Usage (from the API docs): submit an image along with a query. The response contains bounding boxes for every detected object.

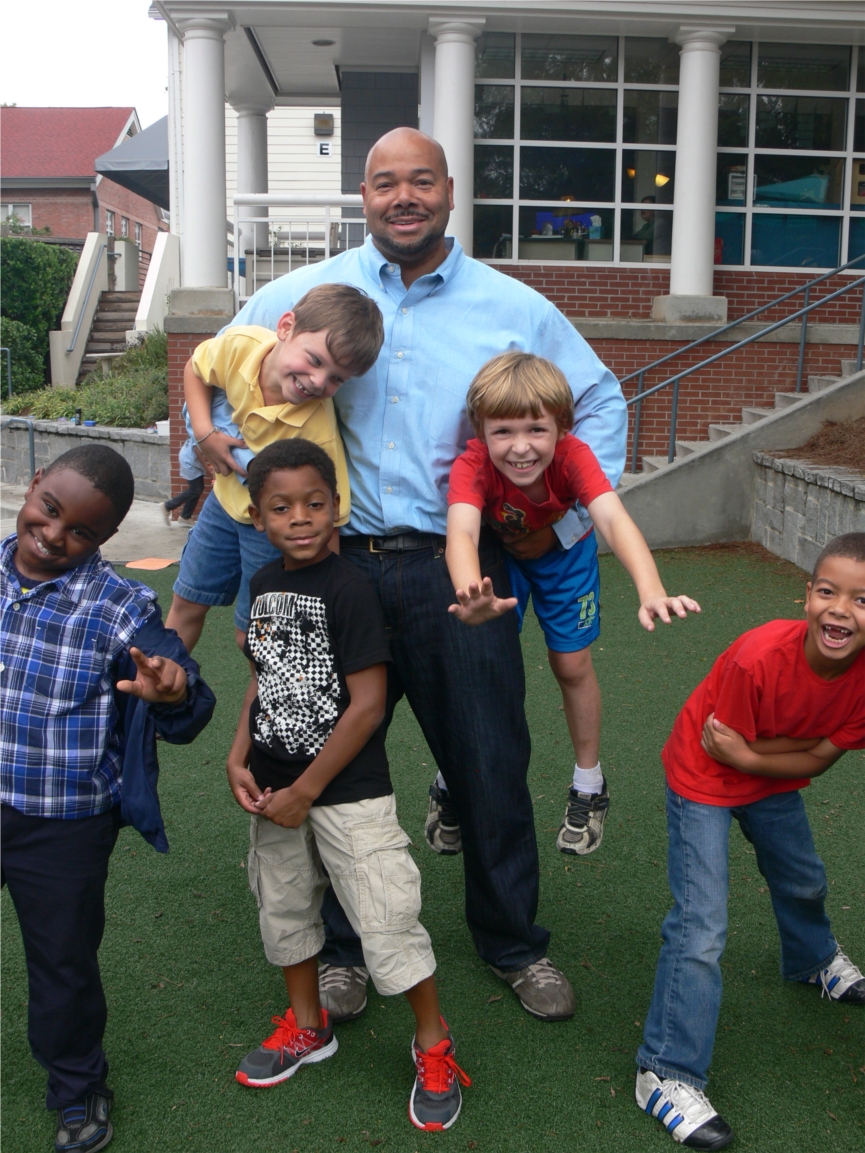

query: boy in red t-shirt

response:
[444,351,700,860]
[635,533,865,1151]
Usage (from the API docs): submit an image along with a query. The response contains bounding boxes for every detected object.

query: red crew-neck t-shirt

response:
[663,619,865,807]
[447,434,613,541]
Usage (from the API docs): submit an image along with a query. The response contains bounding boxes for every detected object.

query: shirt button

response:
[12,603,20,611]
[386,486,393,494]
[401,307,408,314]
[397,351,404,359]
[387,265,395,273]
[388,442,395,449]
[391,396,399,404]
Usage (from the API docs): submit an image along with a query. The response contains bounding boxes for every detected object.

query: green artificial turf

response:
[2,545,863,1152]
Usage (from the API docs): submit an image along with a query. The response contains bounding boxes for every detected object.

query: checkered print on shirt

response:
[0,534,157,819]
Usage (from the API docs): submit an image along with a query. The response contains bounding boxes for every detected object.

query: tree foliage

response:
[0,238,79,393]
[0,317,45,396]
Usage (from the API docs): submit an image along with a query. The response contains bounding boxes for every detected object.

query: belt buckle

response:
[368,536,386,553]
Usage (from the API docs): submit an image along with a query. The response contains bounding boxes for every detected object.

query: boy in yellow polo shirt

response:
[166,284,383,653]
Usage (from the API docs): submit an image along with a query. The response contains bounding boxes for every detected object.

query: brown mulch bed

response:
[769,416,865,474]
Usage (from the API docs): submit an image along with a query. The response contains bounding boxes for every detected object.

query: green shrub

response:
[0,237,79,388]
[2,329,168,428]
[0,317,45,395]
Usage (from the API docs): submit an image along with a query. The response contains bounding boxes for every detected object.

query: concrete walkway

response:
[1,484,185,565]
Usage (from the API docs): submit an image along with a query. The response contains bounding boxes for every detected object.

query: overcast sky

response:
[2,1,168,129]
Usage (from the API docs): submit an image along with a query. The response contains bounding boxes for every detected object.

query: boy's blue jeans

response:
[637,785,837,1090]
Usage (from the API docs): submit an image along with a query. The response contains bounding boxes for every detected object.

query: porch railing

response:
[624,253,865,470]
[231,194,366,311]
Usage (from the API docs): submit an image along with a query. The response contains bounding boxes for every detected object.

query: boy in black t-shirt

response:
[226,439,470,1132]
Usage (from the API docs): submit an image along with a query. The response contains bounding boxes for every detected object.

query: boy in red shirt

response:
[636,533,865,1150]
[445,351,699,862]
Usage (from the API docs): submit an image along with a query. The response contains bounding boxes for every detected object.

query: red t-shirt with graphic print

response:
[663,619,865,807]
[446,434,613,541]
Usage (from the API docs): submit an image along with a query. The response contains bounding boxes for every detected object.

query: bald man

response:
[227,127,627,1023]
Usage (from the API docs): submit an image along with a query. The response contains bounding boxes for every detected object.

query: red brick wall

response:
[167,332,214,513]
[96,176,165,259]
[493,264,863,325]
[13,187,95,238]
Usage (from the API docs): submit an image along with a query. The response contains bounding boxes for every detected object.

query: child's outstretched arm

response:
[116,646,187,703]
[446,503,518,625]
[226,669,265,813]
[701,714,845,778]
[586,491,701,630]
[184,358,247,477]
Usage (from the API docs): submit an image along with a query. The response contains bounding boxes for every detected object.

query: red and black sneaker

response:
[235,1008,337,1088]
[408,1023,471,1131]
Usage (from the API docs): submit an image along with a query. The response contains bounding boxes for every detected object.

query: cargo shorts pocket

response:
[349,817,422,934]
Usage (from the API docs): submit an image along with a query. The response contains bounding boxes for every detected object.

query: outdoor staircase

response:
[619,358,861,486]
[76,291,141,383]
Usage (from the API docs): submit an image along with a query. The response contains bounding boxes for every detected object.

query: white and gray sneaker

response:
[636,1069,733,1149]
[424,783,463,855]
[804,948,865,1003]
[317,963,369,1023]
[556,779,610,855]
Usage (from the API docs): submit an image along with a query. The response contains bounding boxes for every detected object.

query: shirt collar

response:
[1,533,106,600]
[359,232,465,292]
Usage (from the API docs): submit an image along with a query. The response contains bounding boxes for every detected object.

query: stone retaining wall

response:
[750,452,865,572]
[1,421,170,501]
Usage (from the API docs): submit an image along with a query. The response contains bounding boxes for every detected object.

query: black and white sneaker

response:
[556,779,610,855]
[424,783,462,855]
[636,1070,733,1149]
[804,949,865,1004]
[55,1089,113,1152]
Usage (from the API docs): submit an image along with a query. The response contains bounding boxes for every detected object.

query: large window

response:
[474,35,862,268]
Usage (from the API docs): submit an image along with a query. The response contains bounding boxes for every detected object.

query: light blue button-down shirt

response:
[230,235,626,540]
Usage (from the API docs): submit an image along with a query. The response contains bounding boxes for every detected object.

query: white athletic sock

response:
[572,763,604,794]
[435,770,448,792]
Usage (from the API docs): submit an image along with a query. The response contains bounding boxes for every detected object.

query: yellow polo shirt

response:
[190,326,350,526]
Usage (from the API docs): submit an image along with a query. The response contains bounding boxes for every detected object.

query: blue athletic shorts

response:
[506,529,600,653]
[173,491,281,631]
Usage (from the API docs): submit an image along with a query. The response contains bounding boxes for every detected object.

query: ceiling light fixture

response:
[655,173,670,187]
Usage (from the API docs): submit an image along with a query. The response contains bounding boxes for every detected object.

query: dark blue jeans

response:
[1,803,120,1110]
[322,532,550,972]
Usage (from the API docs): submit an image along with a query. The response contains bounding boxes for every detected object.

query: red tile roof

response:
[1,107,136,179]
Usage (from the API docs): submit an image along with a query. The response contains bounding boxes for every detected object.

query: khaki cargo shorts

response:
[247,793,436,997]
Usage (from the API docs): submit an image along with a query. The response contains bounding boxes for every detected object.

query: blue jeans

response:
[321,532,550,972]
[637,785,837,1089]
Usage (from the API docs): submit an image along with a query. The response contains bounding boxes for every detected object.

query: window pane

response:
[621,150,676,204]
[476,33,514,79]
[624,38,680,85]
[852,158,865,211]
[521,34,617,82]
[474,146,514,198]
[718,94,749,148]
[848,216,865,263]
[623,90,678,144]
[755,96,847,150]
[719,41,751,88]
[475,86,515,138]
[520,147,616,201]
[757,43,850,92]
[518,205,615,260]
[859,52,865,93]
[754,156,844,208]
[521,88,617,142]
[750,213,840,267]
[717,154,748,205]
[715,213,746,264]
[855,99,864,152]
[619,207,673,261]
[474,205,513,258]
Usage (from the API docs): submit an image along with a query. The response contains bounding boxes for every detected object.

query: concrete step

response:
[674,440,706,458]
[101,292,141,303]
[641,454,674,474]
[808,374,841,393]
[85,340,127,353]
[740,406,773,425]
[774,392,806,409]
[840,358,861,377]
[616,471,642,488]
[708,422,745,441]
[91,322,135,335]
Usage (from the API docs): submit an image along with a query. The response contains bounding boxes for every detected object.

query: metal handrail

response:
[66,242,107,354]
[627,272,865,468]
[2,417,36,477]
[620,251,865,393]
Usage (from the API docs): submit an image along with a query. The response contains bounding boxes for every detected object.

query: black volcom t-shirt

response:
[244,552,392,806]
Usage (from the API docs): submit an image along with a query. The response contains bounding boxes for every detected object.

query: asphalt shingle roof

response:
[1,107,135,179]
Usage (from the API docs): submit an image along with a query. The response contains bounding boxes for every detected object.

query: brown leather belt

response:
[340,532,446,553]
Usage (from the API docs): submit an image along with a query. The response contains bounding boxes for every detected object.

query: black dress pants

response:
[1,803,120,1110]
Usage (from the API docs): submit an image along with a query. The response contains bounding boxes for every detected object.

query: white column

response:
[430,19,484,253]
[233,99,272,252]
[655,26,734,322]
[178,14,232,287]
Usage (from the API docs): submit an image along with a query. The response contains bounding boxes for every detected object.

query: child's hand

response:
[638,594,701,632]
[116,648,187,703]
[448,578,518,626]
[227,759,265,813]
[197,430,248,477]
[257,785,313,828]
[701,713,749,767]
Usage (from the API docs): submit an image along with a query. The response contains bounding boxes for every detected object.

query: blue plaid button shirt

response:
[0,533,159,819]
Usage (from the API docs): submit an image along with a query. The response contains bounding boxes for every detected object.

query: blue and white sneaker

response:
[636,1070,733,1149]
[804,949,865,1004]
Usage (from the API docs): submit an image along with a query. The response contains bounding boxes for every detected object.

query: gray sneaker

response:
[556,779,610,856]
[318,963,369,1023]
[490,957,576,1021]
[424,783,463,855]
